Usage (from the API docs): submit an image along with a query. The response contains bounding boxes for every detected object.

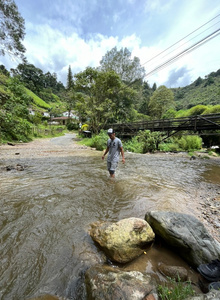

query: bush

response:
[138,130,162,153]
[203,104,220,114]
[186,105,208,116]
[176,135,202,151]
[67,122,78,130]
[158,142,179,152]
[92,130,108,150]
[124,136,144,153]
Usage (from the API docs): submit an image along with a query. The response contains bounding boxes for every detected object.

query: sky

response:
[1,0,220,88]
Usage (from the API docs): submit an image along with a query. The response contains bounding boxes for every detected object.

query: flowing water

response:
[0,135,220,299]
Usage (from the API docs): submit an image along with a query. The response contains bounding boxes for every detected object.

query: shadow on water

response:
[0,151,220,299]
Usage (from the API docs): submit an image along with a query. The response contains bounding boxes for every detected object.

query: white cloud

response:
[1,0,219,89]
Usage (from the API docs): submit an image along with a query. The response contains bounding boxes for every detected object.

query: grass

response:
[25,88,51,109]
[157,277,195,300]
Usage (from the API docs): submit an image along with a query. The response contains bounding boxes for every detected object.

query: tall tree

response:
[0,0,26,60]
[148,85,175,119]
[66,65,74,90]
[74,67,136,132]
[100,47,145,85]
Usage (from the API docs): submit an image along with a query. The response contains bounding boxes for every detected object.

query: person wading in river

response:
[102,128,125,178]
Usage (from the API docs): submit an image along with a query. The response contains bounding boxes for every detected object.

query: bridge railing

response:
[103,113,220,135]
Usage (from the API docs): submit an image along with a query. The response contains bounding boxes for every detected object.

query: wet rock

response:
[145,211,220,268]
[89,218,155,263]
[157,262,188,281]
[6,165,15,171]
[85,264,156,300]
[27,295,61,300]
[16,164,24,171]
[190,155,196,160]
[186,290,220,299]
[5,164,26,171]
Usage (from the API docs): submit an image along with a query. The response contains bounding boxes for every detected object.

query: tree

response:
[194,76,203,86]
[152,82,157,91]
[0,0,26,60]
[100,47,145,85]
[148,85,175,119]
[74,67,136,132]
[66,65,74,90]
[0,64,10,76]
[11,63,44,93]
[0,76,31,141]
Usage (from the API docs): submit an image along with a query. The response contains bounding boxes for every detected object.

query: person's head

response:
[107,128,115,140]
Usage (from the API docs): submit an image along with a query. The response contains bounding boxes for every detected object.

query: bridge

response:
[103,113,220,139]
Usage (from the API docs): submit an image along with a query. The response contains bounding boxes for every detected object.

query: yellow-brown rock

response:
[89,217,155,263]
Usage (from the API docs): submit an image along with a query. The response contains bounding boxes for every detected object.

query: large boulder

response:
[85,264,156,300]
[89,218,155,263]
[145,211,220,268]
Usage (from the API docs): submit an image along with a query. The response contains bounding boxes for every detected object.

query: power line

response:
[145,20,220,71]
[141,13,220,67]
[116,15,220,93]
[145,28,220,79]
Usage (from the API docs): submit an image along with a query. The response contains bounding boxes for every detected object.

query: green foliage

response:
[158,277,195,300]
[0,64,10,76]
[141,130,162,153]
[100,46,145,84]
[158,142,179,152]
[79,129,108,150]
[149,86,175,119]
[173,69,220,109]
[186,105,208,116]
[203,104,220,114]
[176,135,202,151]
[74,67,136,132]
[194,76,203,86]
[89,129,108,151]
[66,65,74,90]
[162,109,177,119]
[124,130,162,153]
[66,122,78,130]
[123,135,144,153]
[11,63,65,99]
[0,0,26,59]
[25,88,51,109]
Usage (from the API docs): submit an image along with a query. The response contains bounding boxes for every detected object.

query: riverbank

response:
[0,136,220,243]
[0,135,92,158]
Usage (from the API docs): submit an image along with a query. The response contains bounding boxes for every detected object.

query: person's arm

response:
[102,147,109,160]
[120,147,125,163]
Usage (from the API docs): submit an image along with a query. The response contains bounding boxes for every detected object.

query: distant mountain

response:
[172,69,220,110]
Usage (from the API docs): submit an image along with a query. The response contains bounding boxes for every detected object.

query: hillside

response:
[0,73,66,142]
[172,69,220,110]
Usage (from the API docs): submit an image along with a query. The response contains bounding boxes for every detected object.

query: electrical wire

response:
[145,28,220,78]
[144,20,220,71]
[141,13,220,67]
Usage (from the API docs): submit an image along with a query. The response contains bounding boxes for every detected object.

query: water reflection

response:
[0,151,219,299]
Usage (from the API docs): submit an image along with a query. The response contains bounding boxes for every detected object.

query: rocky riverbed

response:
[0,135,220,243]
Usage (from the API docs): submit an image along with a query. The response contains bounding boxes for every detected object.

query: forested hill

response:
[172,69,220,110]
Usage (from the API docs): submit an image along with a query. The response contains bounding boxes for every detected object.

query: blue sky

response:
[1,0,220,88]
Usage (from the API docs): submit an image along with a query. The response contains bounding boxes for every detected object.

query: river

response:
[0,134,220,299]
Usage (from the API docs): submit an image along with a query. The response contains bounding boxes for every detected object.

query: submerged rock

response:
[145,211,220,268]
[157,262,188,281]
[89,217,155,263]
[85,264,156,300]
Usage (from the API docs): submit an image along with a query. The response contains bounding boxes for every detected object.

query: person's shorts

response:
[107,161,118,174]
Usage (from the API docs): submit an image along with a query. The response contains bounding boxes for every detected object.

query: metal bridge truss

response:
[105,113,220,140]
